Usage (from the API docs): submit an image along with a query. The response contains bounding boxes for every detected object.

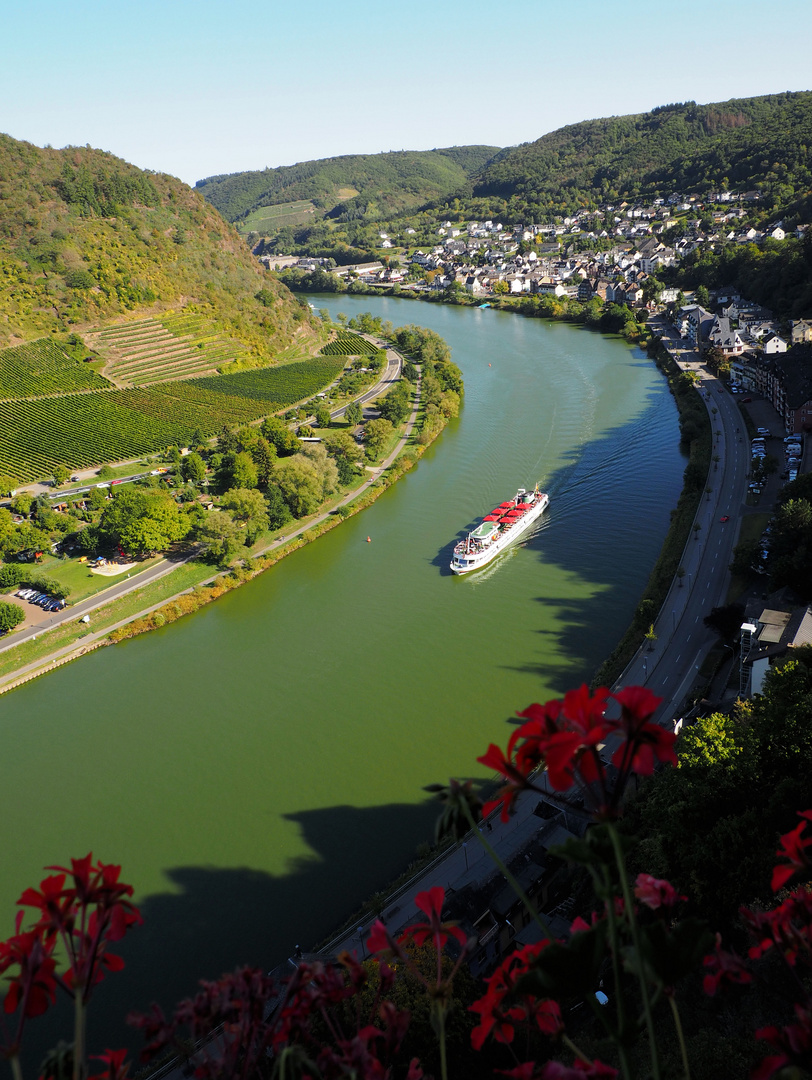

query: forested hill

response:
[195,145,501,225]
[471,91,812,218]
[0,134,317,353]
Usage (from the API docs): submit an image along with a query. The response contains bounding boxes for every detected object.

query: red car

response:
[720,515,730,523]
[742,397,752,403]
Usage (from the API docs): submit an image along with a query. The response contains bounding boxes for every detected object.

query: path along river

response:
[0,295,685,1054]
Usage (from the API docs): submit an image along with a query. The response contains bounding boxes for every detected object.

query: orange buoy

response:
[367,536,371,543]
[488,363,492,366]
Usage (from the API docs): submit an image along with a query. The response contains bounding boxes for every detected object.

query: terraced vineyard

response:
[320,332,379,357]
[0,355,348,482]
[85,316,250,386]
[0,339,111,398]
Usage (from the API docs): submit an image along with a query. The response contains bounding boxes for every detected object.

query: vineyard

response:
[85,316,250,386]
[320,332,379,356]
[0,355,349,482]
[0,339,111,399]
[191,355,345,402]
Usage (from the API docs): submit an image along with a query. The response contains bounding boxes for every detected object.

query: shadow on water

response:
[493,371,685,693]
[15,800,442,1064]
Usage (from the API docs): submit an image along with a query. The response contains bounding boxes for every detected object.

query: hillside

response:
[195,145,501,230]
[471,91,812,217]
[0,134,318,356]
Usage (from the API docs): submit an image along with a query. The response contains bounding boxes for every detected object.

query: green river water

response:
[0,296,684,1053]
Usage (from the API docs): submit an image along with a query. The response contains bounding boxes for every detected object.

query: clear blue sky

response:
[4,0,811,186]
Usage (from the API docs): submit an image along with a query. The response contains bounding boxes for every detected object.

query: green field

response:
[0,339,112,398]
[238,200,319,236]
[0,355,348,482]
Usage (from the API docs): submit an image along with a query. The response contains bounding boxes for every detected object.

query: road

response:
[616,319,751,723]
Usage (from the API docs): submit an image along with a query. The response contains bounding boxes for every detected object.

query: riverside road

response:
[619,320,751,722]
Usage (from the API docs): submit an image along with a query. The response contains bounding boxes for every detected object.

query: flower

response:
[399,887,468,952]
[470,941,560,1050]
[702,933,752,996]
[633,873,686,910]
[771,810,812,892]
[88,1048,130,1080]
[607,687,674,776]
[754,1004,812,1079]
[0,917,58,1020]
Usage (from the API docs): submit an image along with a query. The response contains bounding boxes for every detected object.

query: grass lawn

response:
[35,553,162,603]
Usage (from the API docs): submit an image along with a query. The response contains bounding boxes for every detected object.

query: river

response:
[0,295,684,1055]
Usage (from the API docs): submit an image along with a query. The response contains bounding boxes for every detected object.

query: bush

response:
[0,600,25,632]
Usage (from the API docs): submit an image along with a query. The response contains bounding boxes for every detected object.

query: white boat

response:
[450,486,549,575]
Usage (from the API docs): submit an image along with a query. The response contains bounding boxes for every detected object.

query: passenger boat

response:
[450,486,549,575]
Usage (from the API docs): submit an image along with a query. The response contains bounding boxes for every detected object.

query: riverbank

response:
[0,357,442,692]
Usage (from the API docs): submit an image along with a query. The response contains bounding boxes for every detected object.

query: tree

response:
[98,489,189,556]
[194,511,245,566]
[274,456,325,518]
[703,603,745,641]
[52,464,69,487]
[376,381,411,426]
[364,418,393,460]
[229,451,258,490]
[220,488,269,546]
[344,401,363,427]
[181,452,206,487]
[97,465,114,481]
[250,436,277,487]
[260,416,300,456]
[315,407,332,429]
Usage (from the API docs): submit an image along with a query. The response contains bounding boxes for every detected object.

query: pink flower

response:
[633,873,686,910]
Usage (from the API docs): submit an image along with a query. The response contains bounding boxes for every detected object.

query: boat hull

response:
[450,491,549,575]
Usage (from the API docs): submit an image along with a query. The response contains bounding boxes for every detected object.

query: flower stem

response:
[73,993,85,1080]
[462,801,553,938]
[601,880,633,1080]
[9,1054,23,1080]
[434,1002,448,1080]
[608,824,660,1080]
[669,995,691,1080]
[561,1033,593,1065]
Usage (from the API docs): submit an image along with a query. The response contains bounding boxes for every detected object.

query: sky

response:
[3,0,812,187]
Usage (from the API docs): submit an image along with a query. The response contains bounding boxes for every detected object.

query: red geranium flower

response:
[771,811,812,892]
[399,887,468,951]
[0,915,58,1020]
[702,933,752,996]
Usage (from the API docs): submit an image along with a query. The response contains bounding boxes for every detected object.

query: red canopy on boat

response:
[516,503,532,510]
[499,502,513,508]
[505,509,523,516]
[483,515,500,521]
